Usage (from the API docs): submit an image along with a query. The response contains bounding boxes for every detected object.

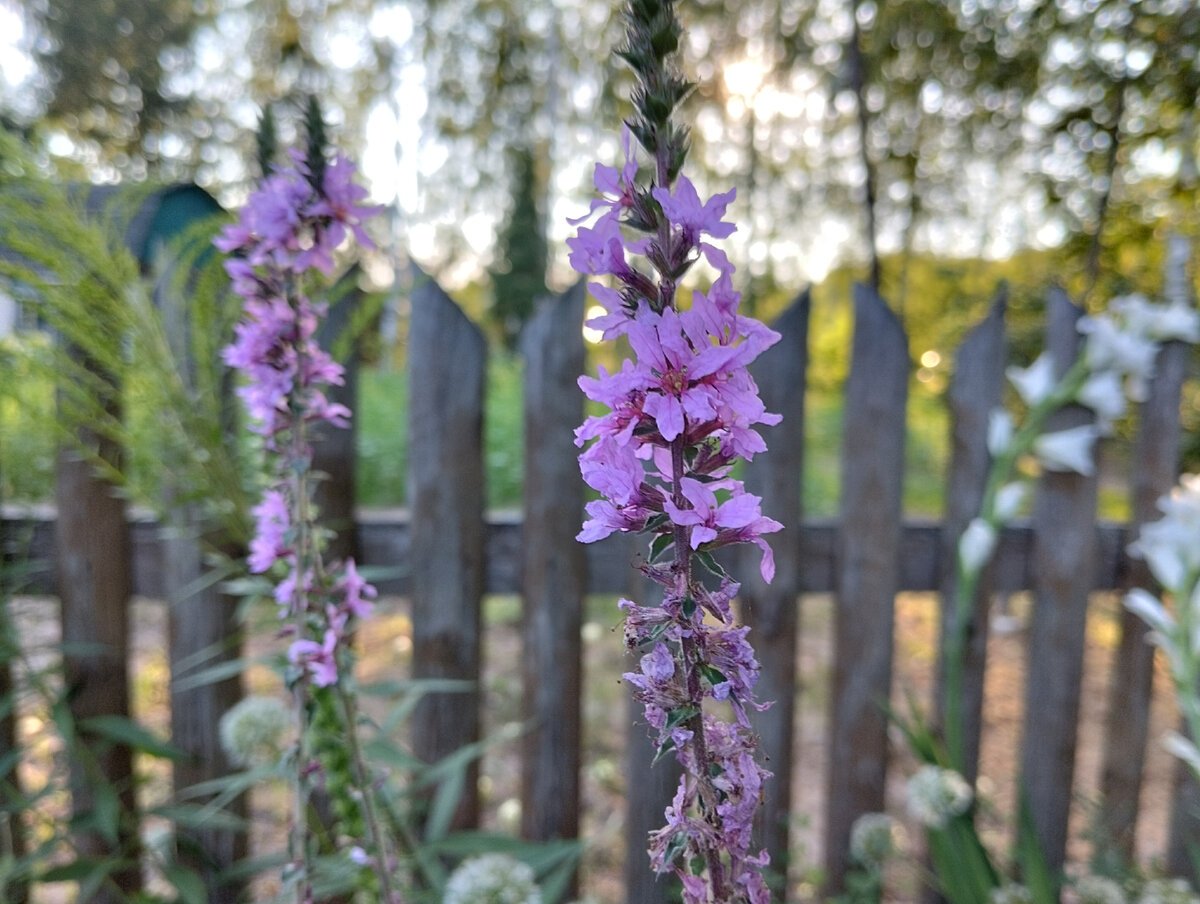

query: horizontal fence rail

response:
[1,506,1140,599]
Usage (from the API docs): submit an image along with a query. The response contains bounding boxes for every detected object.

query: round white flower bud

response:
[219,695,291,768]
[444,854,541,904]
[905,764,973,829]
[848,812,905,869]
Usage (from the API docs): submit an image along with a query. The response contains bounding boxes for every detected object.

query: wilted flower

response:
[443,854,541,904]
[1075,876,1128,904]
[848,812,905,869]
[219,695,291,768]
[906,765,973,828]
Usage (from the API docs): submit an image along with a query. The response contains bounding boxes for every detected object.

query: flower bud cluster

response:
[1137,878,1200,904]
[848,812,906,870]
[569,1,779,897]
[1125,474,1200,780]
[1075,876,1128,904]
[905,764,973,829]
[443,854,541,904]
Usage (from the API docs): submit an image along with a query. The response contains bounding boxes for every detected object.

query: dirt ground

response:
[9,588,1183,902]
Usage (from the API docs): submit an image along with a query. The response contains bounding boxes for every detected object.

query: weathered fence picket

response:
[154,242,247,904]
[1019,289,1099,881]
[5,259,1198,901]
[55,381,141,903]
[937,288,1007,789]
[519,282,587,879]
[313,269,364,566]
[739,290,810,887]
[1101,235,1193,866]
[407,265,487,829]
[824,284,909,893]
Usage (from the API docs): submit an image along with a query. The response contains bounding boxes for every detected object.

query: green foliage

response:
[490,147,548,349]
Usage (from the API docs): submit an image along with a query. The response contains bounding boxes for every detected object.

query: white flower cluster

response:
[990,883,1035,904]
[848,812,906,869]
[1076,875,1128,904]
[443,854,541,904]
[960,295,1199,580]
[218,695,291,768]
[905,765,973,829]
[1137,878,1200,904]
[1125,475,1200,778]
[1000,294,1199,475]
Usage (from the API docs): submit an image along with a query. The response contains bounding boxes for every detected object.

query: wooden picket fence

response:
[2,252,1198,903]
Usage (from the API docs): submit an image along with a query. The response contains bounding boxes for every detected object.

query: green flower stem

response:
[288,333,317,903]
[943,357,1089,772]
[669,436,731,900]
[335,680,405,903]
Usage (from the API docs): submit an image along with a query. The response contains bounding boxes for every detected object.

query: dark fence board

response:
[739,290,810,887]
[938,289,1007,786]
[1019,288,1098,882]
[56,427,140,901]
[154,246,246,902]
[1161,235,1200,882]
[824,285,909,893]
[1100,338,1190,861]
[312,271,363,566]
[2,509,1139,599]
[519,283,587,878]
[407,266,486,829]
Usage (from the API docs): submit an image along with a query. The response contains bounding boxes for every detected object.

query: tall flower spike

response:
[570,1,779,899]
[219,146,398,901]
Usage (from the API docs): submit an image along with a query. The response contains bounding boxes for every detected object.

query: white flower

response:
[219,695,292,768]
[1076,875,1128,904]
[1033,424,1100,476]
[1007,353,1057,405]
[1129,479,1200,593]
[988,408,1014,456]
[1124,588,1175,638]
[959,518,997,574]
[1112,294,1200,344]
[1163,731,1200,776]
[1077,369,1126,433]
[906,765,973,829]
[444,854,541,904]
[848,812,905,868]
[1078,313,1160,397]
[1137,877,1200,904]
[994,482,1027,521]
[990,884,1035,904]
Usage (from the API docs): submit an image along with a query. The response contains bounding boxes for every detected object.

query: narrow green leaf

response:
[81,715,184,760]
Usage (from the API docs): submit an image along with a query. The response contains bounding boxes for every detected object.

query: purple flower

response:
[289,629,339,687]
[249,490,290,573]
[651,176,737,242]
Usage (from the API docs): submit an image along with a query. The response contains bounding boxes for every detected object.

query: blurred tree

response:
[19,0,387,189]
[489,146,548,349]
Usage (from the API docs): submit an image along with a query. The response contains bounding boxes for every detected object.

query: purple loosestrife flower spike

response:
[219,147,397,900]
[571,0,780,899]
